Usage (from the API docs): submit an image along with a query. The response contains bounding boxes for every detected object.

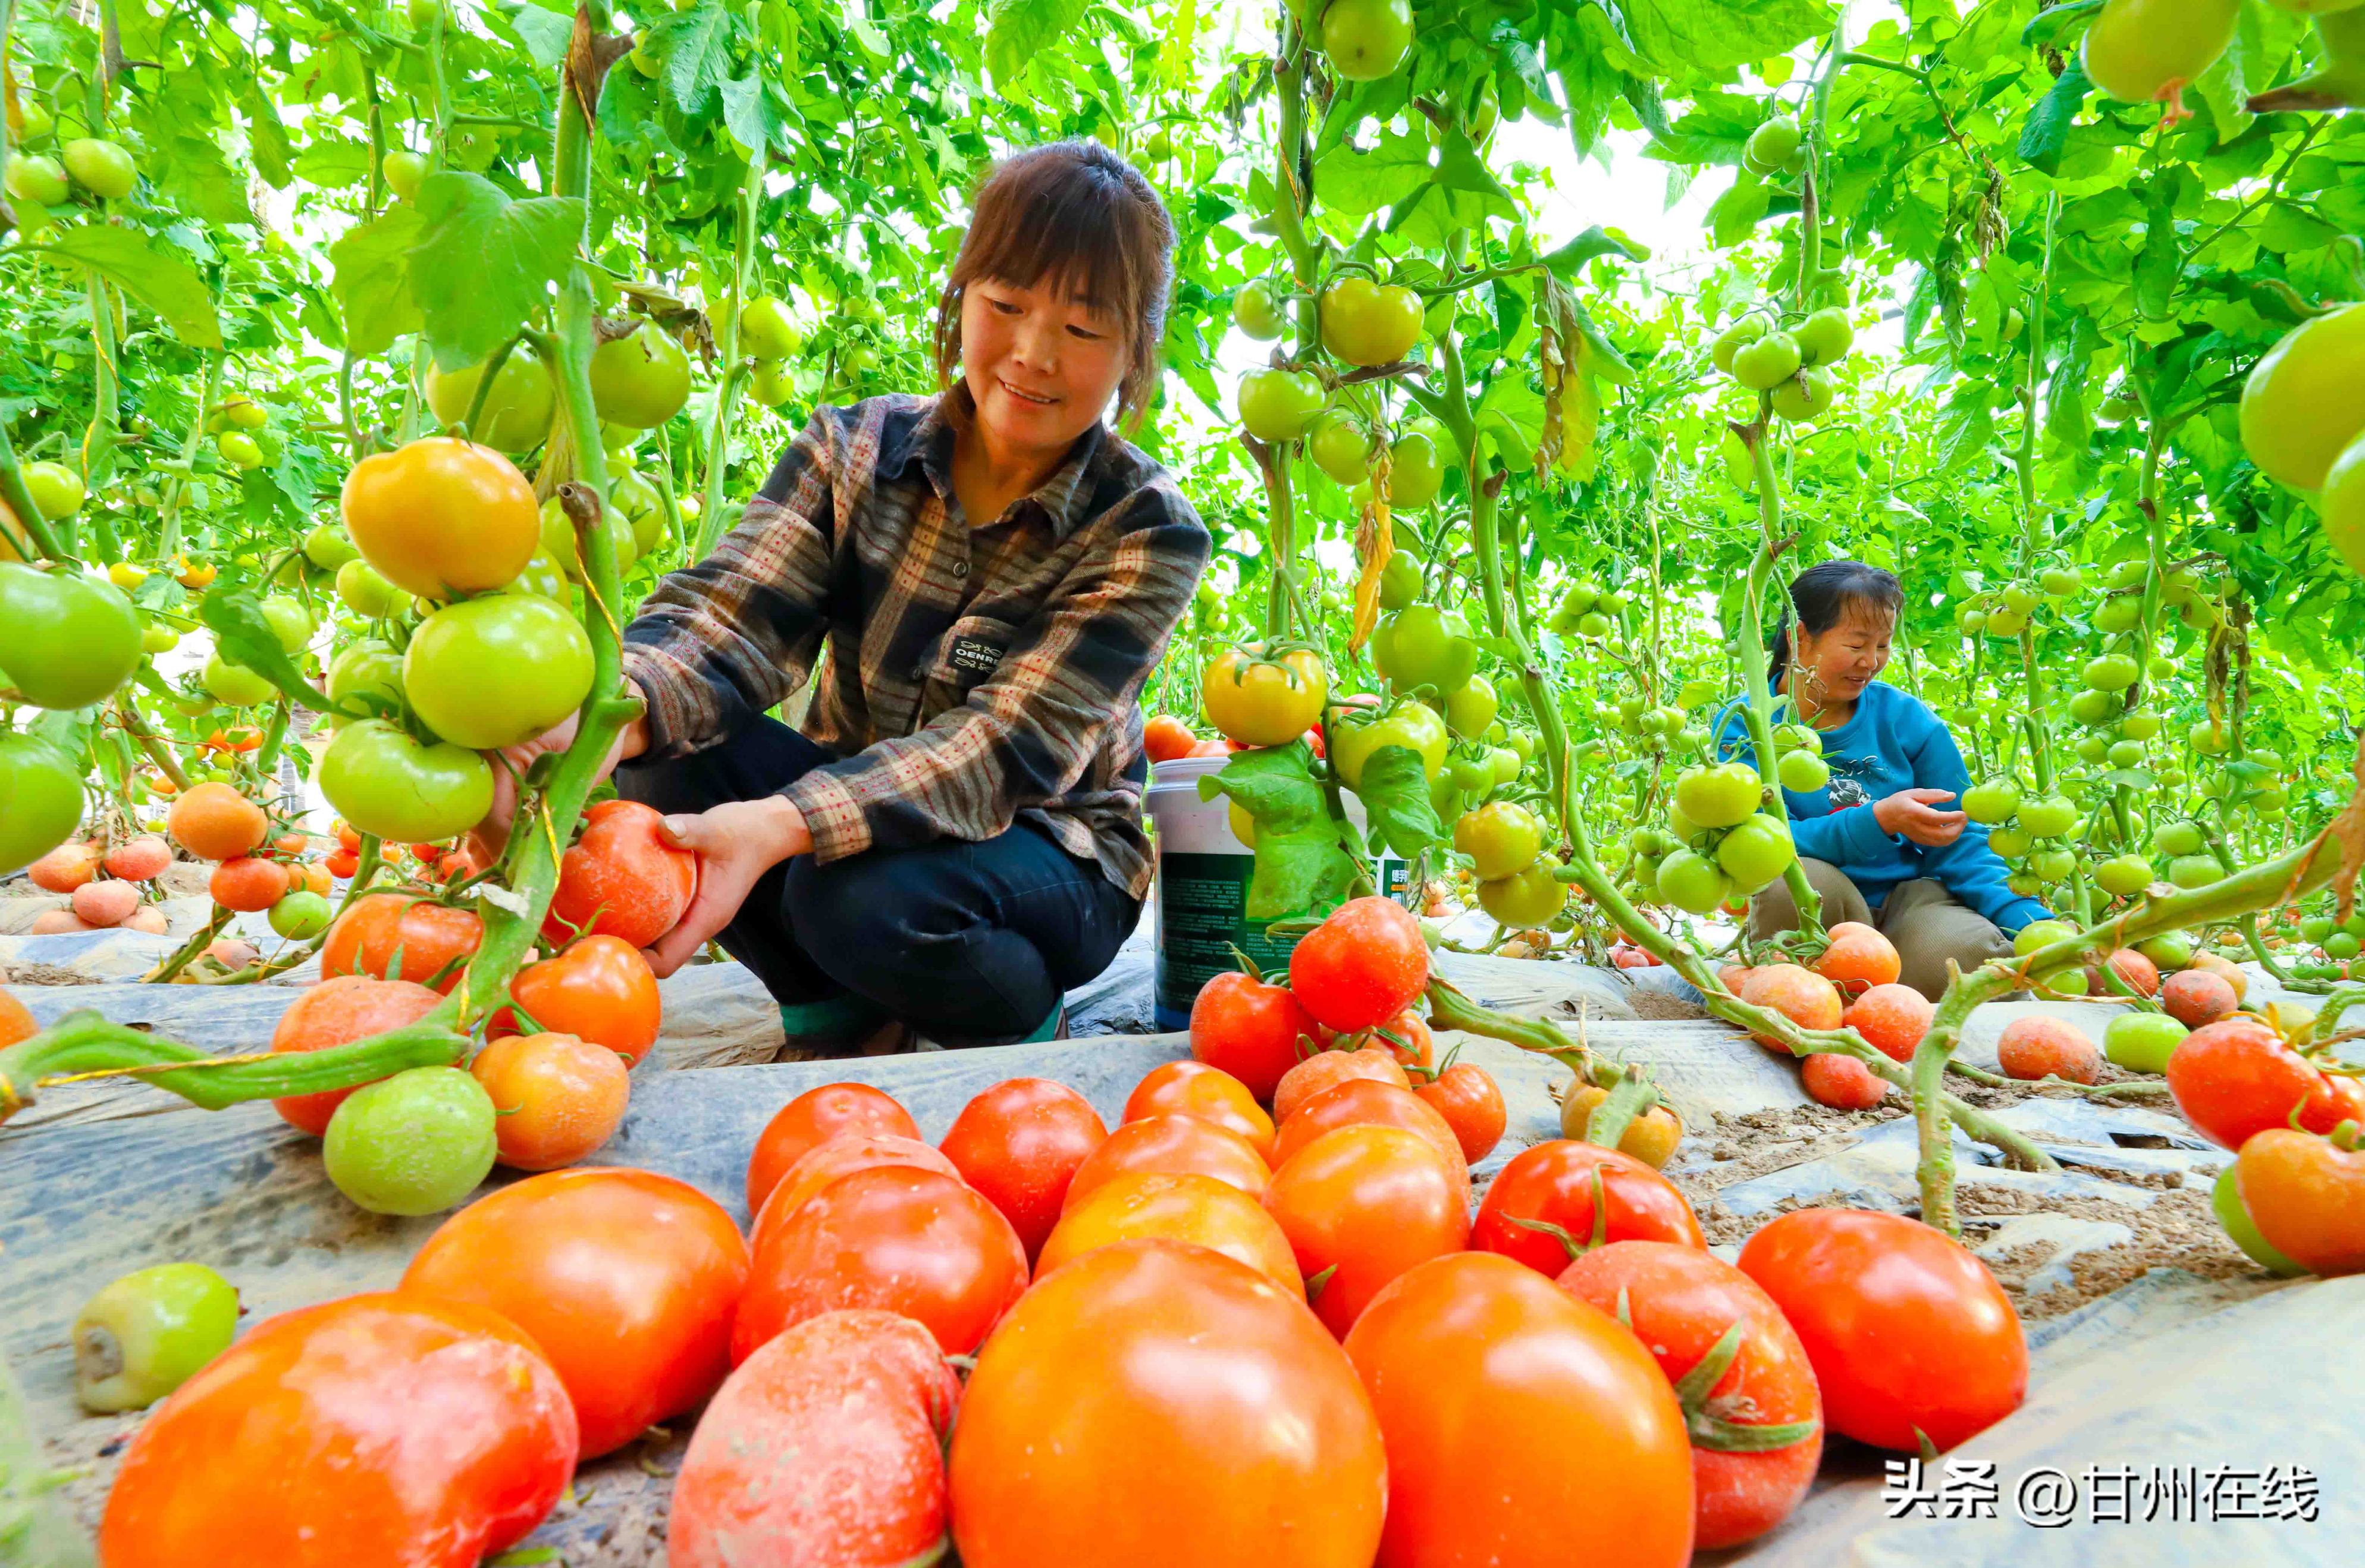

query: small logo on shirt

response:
[1827,774,1871,810]
[949,635,1003,675]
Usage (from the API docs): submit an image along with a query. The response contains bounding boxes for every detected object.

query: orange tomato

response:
[1034,1171,1303,1297]
[98,1292,576,1568]
[1269,1077,1469,1203]
[745,1082,922,1216]
[469,1031,631,1171]
[1265,1124,1469,1338]
[948,1240,1385,1568]
[492,934,661,1064]
[402,1168,751,1458]
[752,1133,962,1252]
[1344,1253,1695,1568]
[268,974,444,1136]
[339,435,540,598]
[1123,1059,1275,1161]
[1062,1114,1271,1211]
[545,799,698,949]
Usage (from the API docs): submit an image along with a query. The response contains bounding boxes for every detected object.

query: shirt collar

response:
[904,382,1107,544]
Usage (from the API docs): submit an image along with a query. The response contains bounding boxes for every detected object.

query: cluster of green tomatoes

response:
[1624,755,1802,918]
[1708,301,1855,425]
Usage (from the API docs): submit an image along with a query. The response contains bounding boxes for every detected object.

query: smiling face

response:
[1794,601,1896,705]
[958,272,1130,464]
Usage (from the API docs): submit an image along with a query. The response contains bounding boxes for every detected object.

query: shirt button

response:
[953,560,970,579]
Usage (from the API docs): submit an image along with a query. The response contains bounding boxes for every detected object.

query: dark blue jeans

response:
[613,716,1140,1046]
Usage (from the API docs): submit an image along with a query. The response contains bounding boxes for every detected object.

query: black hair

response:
[1770,560,1904,667]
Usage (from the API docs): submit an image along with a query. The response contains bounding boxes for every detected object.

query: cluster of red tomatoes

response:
[97,889,2042,1565]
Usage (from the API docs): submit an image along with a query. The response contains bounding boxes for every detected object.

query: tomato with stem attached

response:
[1201,645,1328,747]
[72,1263,240,1413]
[1472,1139,1707,1269]
[340,436,540,600]
[492,934,663,1065]
[318,719,495,845]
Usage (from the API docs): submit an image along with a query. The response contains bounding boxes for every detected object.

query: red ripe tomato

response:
[752,1133,961,1249]
[1265,1124,1470,1337]
[2166,1014,2365,1150]
[745,1082,921,1216]
[1189,968,1320,1101]
[1064,1114,1272,1209]
[940,1077,1109,1259]
[1344,1252,1696,1568]
[321,892,484,993]
[1558,1241,1823,1550]
[1415,1061,1506,1163]
[98,1292,576,1568]
[671,1311,960,1568]
[1036,1171,1304,1296]
[1274,1045,1409,1121]
[732,1165,1027,1363]
[491,934,661,1064]
[1470,1139,1706,1271]
[1361,1008,1433,1070]
[1288,895,1428,1031]
[1124,1059,1276,1161]
[1143,713,1199,763]
[948,1239,1386,1568]
[1269,1077,1469,1204]
[268,974,444,1136]
[545,799,697,948]
[1737,1207,2025,1451]
[401,1168,751,1458]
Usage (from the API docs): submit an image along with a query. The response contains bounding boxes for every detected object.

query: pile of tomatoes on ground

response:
[82,892,2050,1568]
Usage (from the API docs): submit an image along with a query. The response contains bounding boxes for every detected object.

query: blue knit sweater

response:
[1712,679,2050,934]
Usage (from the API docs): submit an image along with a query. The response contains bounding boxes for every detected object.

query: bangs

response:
[973,179,1138,324]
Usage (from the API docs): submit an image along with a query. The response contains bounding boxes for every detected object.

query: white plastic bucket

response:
[1145,754,1412,1031]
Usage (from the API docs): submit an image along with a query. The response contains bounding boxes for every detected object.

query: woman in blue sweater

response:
[1715,561,2050,999]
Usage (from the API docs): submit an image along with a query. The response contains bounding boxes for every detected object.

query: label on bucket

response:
[1154,852,1413,1030]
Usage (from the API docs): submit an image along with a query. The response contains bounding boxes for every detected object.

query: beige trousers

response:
[1749,857,2014,1001]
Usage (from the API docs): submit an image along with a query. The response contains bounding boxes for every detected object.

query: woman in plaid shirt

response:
[493,142,1209,1054]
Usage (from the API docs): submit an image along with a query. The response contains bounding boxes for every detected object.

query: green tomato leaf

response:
[2045,311,2099,453]
[33,226,222,349]
[195,579,344,716]
[2132,179,2181,322]
[1196,744,1362,921]
[647,0,735,116]
[502,1,576,70]
[985,0,1091,90]
[1542,225,1648,280]
[1353,745,1446,860]
[1619,0,1834,77]
[406,172,585,370]
[2020,0,2102,47]
[330,203,429,358]
[2015,57,2089,177]
[1314,131,1434,219]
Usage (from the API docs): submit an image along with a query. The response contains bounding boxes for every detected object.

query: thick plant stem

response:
[0,1014,467,1119]
[1737,429,1822,941]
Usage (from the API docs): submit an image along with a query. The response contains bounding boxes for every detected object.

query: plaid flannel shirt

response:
[620,389,1210,900]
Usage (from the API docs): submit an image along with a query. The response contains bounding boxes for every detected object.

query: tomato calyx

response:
[1504,1166,1613,1259]
[1660,1318,1823,1454]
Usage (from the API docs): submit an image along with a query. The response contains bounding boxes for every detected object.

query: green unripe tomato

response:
[327,638,406,716]
[1710,316,1767,374]
[589,320,692,429]
[1768,366,1836,422]
[1321,0,1414,83]
[73,1263,239,1413]
[2000,582,2040,615]
[2136,931,2194,971]
[2018,795,2079,838]
[1793,306,1853,365]
[5,151,69,206]
[1236,368,1325,441]
[259,594,316,653]
[1478,861,1568,926]
[1655,848,1731,915]
[1730,331,1805,391]
[381,149,429,202]
[1387,428,1445,509]
[1742,116,1804,176]
[302,524,360,571]
[2094,853,2154,897]
[2075,734,2112,764]
[2167,853,2222,890]
[1961,777,2022,824]
[748,358,796,407]
[2105,1012,2190,1075]
[24,459,86,519]
[2120,709,2162,741]
[2323,931,2363,961]
[62,137,139,200]
[269,889,334,939]
[1444,673,1498,739]
[2029,846,2078,882]
[1454,800,1544,880]
[216,430,264,470]
[1309,409,1372,485]
[141,623,180,654]
[322,1066,498,1217]
[2092,595,2143,634]
[203,649,277,707]
[1377,550,1422,611]
[1777,748,1828,792]
[1232,280,1286,340]
[739,294,804,359]
[2151,818,2206,857]
[2106,739,2146,769]
[2067,688,2121,726]
[2038,565,2084,596]
[1988,826,2032,859]
[2210,1165,2308,1277]
[335,559,410,619]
